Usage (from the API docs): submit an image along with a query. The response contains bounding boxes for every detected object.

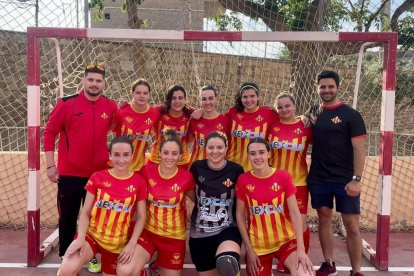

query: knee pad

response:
[215,251,240,276]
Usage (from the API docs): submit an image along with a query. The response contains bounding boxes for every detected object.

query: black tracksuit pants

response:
[57,175,88,257]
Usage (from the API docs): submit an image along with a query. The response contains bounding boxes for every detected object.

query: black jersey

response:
[308,102,366,184]
[189,159,244,238]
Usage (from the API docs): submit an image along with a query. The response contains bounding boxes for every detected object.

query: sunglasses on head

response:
[86,64,105,71]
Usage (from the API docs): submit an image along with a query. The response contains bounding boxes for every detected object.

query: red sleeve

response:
[181,170,195,191]
[85,173,99,195]
[187,174,195,191]
[139,165,148,179]
[154,104,164,112]
[224,108,234,139]
[112,108,123,135]
[188,119,195,139]
[235,174,247,202]
[43,99,66,152]
[269,107,280,124]
[280,171,296,198]
[222,114,230,134]
[109,99,118,124]
[135,174,148,201]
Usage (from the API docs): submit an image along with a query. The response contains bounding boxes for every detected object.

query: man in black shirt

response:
[307,70,366,276]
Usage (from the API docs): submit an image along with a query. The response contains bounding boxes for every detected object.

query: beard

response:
[84,87,103,98]
[320,92,336,102]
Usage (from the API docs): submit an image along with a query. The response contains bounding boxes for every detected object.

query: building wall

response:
[91,0,210,30]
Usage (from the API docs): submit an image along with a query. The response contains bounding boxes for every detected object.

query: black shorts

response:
[308,179,360,214]
[189,227,242,272]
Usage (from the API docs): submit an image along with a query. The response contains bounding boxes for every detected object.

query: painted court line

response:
[0,263,414,272]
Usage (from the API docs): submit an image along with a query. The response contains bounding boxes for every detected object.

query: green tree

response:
[215,0,414,111]
[89,0,144,28]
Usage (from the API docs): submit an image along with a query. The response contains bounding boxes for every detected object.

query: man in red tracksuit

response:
[43,65,118,272]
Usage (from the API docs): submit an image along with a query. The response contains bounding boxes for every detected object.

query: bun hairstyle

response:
[159,128,183,153]
[275,91,296,105]
[205,131,228,148]
[131,78,151,93]
[109,136,133,153]
[234,82,260,112]
[247,137,271,153]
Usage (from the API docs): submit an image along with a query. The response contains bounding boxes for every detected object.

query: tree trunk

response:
[126,0,141,29]
[287,42,327,113]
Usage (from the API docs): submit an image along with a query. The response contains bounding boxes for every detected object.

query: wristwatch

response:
[352,175,362,182]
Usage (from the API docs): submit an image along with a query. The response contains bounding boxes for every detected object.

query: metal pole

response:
[35,0,39,27]
[84,0,89,28]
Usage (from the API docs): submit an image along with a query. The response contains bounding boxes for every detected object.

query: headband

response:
[240,84,259,94]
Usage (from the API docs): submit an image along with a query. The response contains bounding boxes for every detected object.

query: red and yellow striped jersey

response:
[140,163,195,240]
[236,169,296,255]
[226,106,277,171]
[268,119,312,187]
[148,111,191,166]
[85,170,147,253]
[114,104,160,171]
[188,114,228,164]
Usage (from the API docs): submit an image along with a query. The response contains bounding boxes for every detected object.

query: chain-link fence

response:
[0,0,413,232]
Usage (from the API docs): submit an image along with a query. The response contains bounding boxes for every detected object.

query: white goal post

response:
[26,27,397,270]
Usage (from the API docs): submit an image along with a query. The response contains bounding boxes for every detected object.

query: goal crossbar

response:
[26,27,397,270]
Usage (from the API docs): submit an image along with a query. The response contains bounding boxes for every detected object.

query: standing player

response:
[236,138,314,276]
[117,129,195,276]
[226,82,277,171]
[59,136,147,276]
[189,131,244,276]
[268,92,312,272]
[188,86,228,164]
[43,64,118,272]
[113,78,160,171]
[307,70,366,276]
[148,85,193,170]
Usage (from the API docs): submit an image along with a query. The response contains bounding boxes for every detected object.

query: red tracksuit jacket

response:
[43,90,118,178]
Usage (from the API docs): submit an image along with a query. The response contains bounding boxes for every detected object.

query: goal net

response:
[1,26,409,270]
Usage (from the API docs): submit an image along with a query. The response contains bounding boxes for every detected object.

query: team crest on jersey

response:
[198,175,205,183]
[223,178,233,187]
[256,115,263,122]
[216,123,224,130]
[331,116,342,124]
[126,185,136,193]
[246,184,255,192]
[294,128,302,134]
[197,123,204,129]
[103,181,111,188]
[237,113,243,120]
[149,179,157,186]
[171,183,181,192]
[271,182,280,192]
[163,114,170,121]
[182,117,188,122]
[171,252,182,264]
[273,126,280,132]
[144,118,152,125]
[125,116,133,123]
[101,112,109,119]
